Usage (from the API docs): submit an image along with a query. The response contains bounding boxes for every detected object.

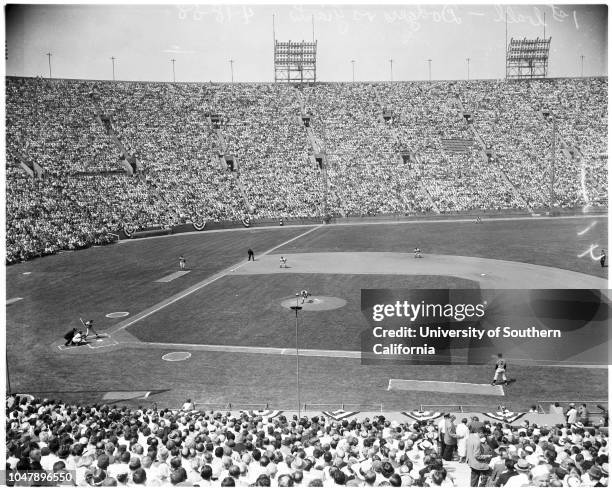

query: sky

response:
[4,3,608,83]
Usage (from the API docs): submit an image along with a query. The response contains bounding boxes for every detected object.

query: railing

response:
[183,401,610,415]
[192,402,385,412]
[193,402,269,411]
[419,403,524,413]
[303,402,384,412]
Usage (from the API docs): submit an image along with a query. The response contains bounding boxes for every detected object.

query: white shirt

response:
[505,473,530,487]
[40,454,59,471]
[456,424,469,455]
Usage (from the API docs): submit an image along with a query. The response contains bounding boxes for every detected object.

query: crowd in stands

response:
[303,83,435,216]
[214,84,323,219]
[6,76,607,263]
[460,78,608,209]
[531,78,608,208]
[5,395,609,487]
[378,82,524,213]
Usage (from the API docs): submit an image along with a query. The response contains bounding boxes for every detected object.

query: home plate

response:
[388,379,504,396]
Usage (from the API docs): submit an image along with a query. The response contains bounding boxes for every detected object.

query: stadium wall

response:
[115,207,607,240]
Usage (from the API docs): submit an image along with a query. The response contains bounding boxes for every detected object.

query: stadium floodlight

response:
[290,294,303,417]
[426,59,432,81]
[229,59,234,83]
[505,37,551,80]
[389,58,393,82]
[466,58,470,81]
[111,56,116,81]
[274,39,317,84]
[581,55,584,77]
[171,59,176,83]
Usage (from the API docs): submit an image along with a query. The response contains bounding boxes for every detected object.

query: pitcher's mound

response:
[280,296,347,311]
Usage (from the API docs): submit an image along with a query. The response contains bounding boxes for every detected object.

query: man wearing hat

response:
[600,463,609,487]
[505,459,531,487]
[566,403,578,425]
[437,413,450,458]
[524,444,539,467]
[578,404,589,427]
[442,415,458,462]
[583,465,604,486]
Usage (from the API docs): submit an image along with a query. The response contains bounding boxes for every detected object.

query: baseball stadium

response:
[4,4,609,488]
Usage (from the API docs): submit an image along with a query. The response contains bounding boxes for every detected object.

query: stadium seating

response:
[5,395,608,487]
[5,76,608,263]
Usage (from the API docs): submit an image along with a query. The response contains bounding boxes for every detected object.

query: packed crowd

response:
[531,78,608,208]
[459,78,607,209]
[378,82,524,213]
[214,84,323,219]
[6,76,607,263]
[303,83,435,216]
[5,395,608,487]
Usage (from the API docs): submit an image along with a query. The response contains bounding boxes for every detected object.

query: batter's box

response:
[88,336,119,349]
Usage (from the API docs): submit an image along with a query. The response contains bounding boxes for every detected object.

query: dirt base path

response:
[230,252,607,291]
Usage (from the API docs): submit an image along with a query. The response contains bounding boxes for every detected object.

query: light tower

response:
[46,52,52,78]
[290,294,303,417]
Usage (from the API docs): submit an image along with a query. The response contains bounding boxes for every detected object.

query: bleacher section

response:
[5,77,608,263]
[441,138,474,154]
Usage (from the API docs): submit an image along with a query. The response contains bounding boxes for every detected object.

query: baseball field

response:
[5,214,608,411]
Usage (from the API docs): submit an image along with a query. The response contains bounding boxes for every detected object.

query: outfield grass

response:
[277,217,608,278]
[7,346,607,411]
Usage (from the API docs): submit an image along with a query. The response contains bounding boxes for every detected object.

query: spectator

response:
[7,396,604,489]
[6,77,606,265]
[466,424,491,486]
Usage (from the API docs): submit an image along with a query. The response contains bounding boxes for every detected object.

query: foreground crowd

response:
[6,77,607,263]
[5,396,609,487]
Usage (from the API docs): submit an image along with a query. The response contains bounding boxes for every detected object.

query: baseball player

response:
[491,353,508,386]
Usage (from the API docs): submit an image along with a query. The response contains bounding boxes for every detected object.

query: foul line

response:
[121,341,607,369]
[141,342,361,358]
[108,225,322,335]
[155,270,191,283]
